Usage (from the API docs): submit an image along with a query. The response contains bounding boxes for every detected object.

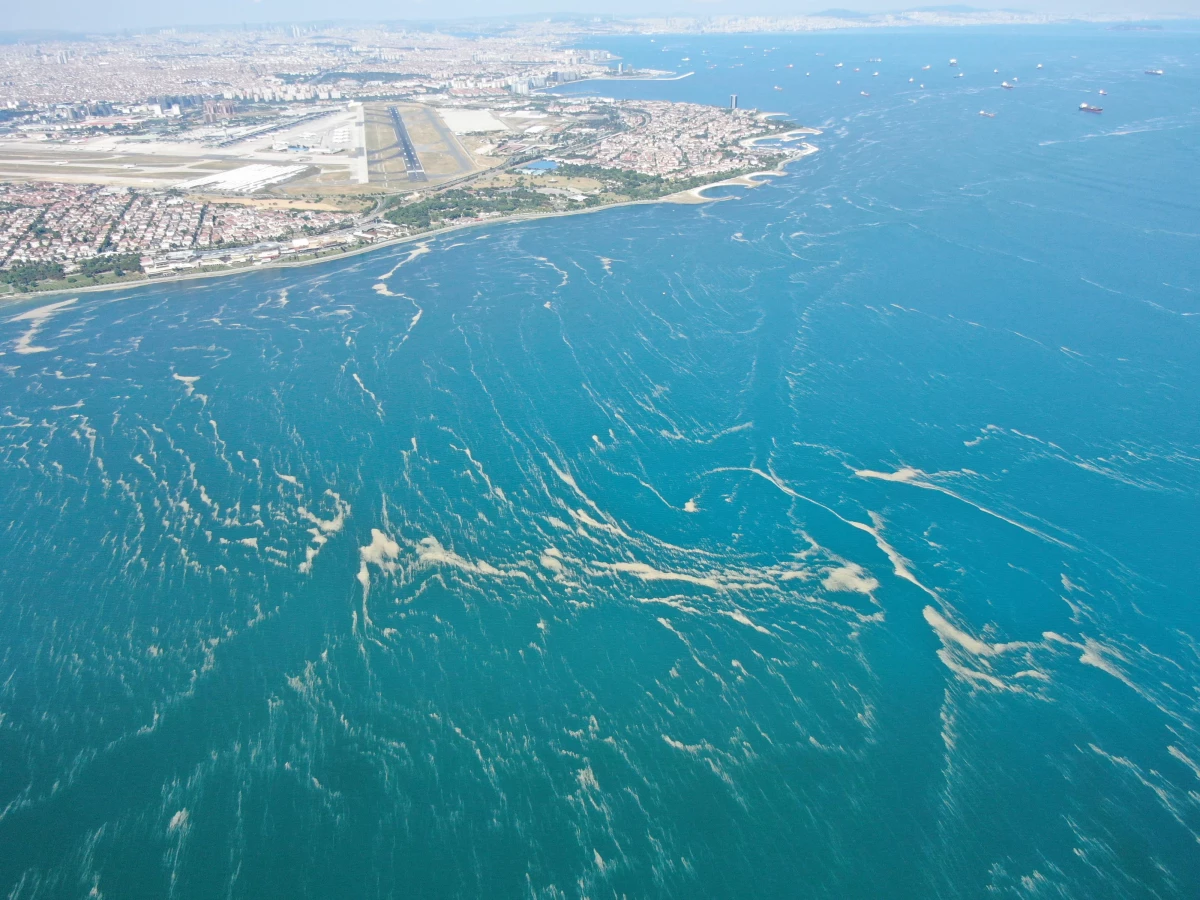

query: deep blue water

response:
[1,25,1199,899]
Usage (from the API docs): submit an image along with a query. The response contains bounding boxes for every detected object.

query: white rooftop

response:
[175,164,308,193]
[436,109,508,134]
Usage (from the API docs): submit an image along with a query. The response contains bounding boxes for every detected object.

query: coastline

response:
[742,128,822,148]
[0,154,811,307]
[532,71,694,93]
[681,144,819,200]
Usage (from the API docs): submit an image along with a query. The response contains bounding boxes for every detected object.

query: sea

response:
[1,24,1198,900]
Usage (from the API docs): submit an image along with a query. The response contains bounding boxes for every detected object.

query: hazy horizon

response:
[4,1,1200,37]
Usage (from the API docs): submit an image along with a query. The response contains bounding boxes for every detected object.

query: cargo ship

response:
[1079,102,1103,114]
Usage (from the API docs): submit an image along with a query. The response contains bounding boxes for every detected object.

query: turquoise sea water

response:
[2,25,1199,899]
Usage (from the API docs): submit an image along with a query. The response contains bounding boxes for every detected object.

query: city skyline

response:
[4,2,1200,35]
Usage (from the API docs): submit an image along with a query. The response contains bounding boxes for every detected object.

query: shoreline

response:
[682,144,819,200]
[743,127,823,148]
[1,154,811,307]
[532,71,694,93]
[579,71,695,83]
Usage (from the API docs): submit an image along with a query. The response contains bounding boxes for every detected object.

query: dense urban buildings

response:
[0,20,823,292]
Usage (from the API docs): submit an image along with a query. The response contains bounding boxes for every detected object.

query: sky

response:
[3,1,1198,36]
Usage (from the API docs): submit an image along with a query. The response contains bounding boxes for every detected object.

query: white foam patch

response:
[596,560,721,590]
[10,298,77,354]
[570,508,631,539]
[547,458,624,533]
[635,595,703,615]
[416,537,518,577]
[298,491,351,573]
[299,493,349,535]
[925,607,1037,691]
[352,373,385,419]
[705,466,935,595]
[662,735,705,754]
[1078,638,1131,682]
[1061,573,1085,593]
[719,608,772,635]
[8,298,77,323]
[855,466,923,483]
[171,375,203,403]
[1044,631,1136,687]
[848,515,934,597]
[1088,743,1196,836]
[779,571,813,582]
[1168,746,1200,781]
[549,458,582,492]
[855,466,1072,548]
[924,606,1025,657]
[357,528,400,597]
[937,652,1010,690]
[377,242,431,283]
[822,563,879,594]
